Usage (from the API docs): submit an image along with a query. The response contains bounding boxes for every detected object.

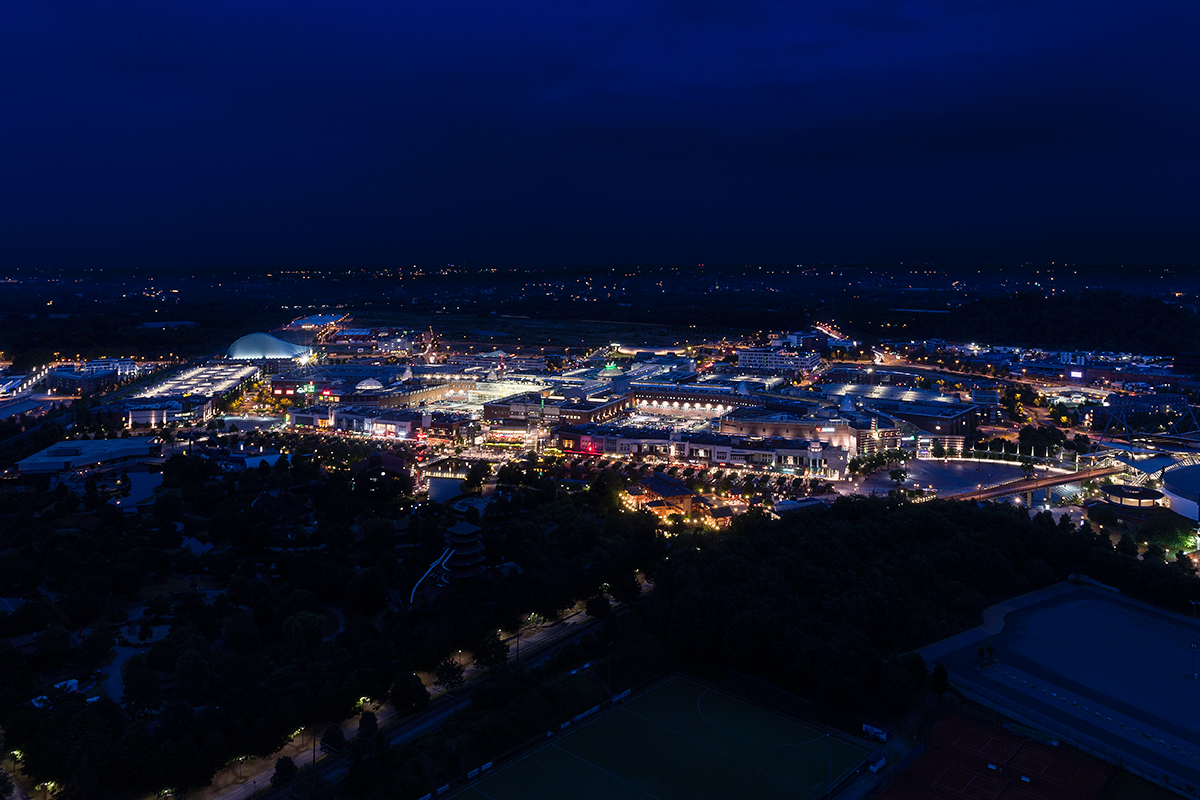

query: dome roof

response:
[600,362,625,378]
[1164,465,1200,498]
[356,378,384,391]
[227,333,310,360]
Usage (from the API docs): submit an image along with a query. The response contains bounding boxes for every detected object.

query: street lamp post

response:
[1193,641,1198,681]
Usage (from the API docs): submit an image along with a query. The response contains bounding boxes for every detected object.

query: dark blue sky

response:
[3,1,1197,269]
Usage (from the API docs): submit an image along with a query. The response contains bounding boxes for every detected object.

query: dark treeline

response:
[5,441,1200,798]
[843,290,1200,355]
[306,496,1200,799]
[644,497,1200,723]
[0,445,664,797]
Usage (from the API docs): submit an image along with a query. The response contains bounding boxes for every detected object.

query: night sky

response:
[3,1,1197,270]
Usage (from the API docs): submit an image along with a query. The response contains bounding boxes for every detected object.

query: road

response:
[193,607,602,800]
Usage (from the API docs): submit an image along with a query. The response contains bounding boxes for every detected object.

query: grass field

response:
[458,676,869,800]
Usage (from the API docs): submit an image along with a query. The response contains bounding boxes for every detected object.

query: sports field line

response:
[550,743,664,798]
[615,706,813,797]
[695,689,828,747]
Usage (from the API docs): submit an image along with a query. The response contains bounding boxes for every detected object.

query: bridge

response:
[938,465,1125,503]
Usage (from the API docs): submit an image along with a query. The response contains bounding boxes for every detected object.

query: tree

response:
[435,658,466,691]
[1088,503,1118,528]
[0,730,13,800]
[281,611,326,660]
[270,757,297,787]
[471,631,509,668]
[390,672,430,715]
[585,595,611,619]
[1115,533,1140,558]
[35,623,72,665]
[344,568,388,615]
[79,624,115,668]
[461,461,492,493]
[321,724,346,753]
[930,663,949,697]
[609,571,641,605]
[357,709,378,738]
[1018,455,1036,479]
[888,468,907,487]
[289,768,328,799]
[174,648,210,704]
[931,439,946,459]
[122,654,163,713]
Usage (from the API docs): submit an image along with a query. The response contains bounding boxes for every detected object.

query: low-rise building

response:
[554,424,851,478]
[620,473,731,527]
[483,391,631,426]
[447,350,548,372]
[46,369,121,396]
[736,347,821,372]
[109,362,260,426]
[17,437,162,474]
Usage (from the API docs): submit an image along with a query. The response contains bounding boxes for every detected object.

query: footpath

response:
[187,604,599,800]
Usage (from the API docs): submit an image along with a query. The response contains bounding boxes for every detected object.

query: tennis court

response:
[459,675,869,800]
[880,714,1114,800]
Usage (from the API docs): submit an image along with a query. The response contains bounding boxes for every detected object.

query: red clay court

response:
[880,714,1114,800]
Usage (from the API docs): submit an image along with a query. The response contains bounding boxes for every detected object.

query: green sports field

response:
[458,676,869,800]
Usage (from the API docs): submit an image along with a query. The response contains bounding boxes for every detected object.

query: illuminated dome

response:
[600,362,625,379]
[355,378,384,391]
[227,333,310,360]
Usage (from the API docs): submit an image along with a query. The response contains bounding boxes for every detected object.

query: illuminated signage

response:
[1069,371,1083,379]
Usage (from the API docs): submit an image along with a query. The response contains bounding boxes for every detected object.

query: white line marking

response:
[551,744,662,798]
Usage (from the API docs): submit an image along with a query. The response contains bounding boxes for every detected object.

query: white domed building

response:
[227,333,311,362]
[1163,465,1200,521]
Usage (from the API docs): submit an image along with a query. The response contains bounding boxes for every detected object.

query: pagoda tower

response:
[443,521,484,579]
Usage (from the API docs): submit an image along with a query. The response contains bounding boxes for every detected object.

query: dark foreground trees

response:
[270,757,297,788]
[644,496,1200,721]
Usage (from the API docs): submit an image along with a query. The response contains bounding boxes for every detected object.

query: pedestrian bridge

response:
[938,465,1125,502]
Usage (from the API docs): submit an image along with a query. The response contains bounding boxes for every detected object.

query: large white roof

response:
[227,333,310,360]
